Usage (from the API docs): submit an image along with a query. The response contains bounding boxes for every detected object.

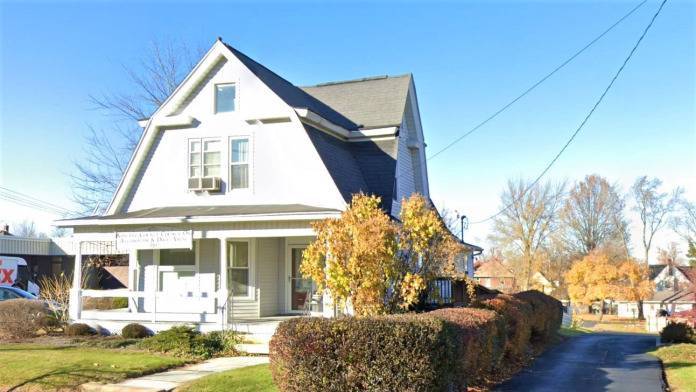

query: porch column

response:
[218,238,229,327]
[68,240,82,321]
[128,249,138,312]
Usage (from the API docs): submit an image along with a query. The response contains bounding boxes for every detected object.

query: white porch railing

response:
[75,289,225,324]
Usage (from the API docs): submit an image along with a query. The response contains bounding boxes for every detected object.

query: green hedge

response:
[270,315,460,392]
[269,290,562,392]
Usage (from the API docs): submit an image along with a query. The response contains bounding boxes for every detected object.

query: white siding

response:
[118,48,346,214]
[257,238,282,316]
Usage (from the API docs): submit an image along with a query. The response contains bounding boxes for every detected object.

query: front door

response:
[290,247,312,312]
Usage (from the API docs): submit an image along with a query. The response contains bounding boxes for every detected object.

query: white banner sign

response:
[115,230,192,250]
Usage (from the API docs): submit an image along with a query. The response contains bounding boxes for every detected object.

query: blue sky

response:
[1,0,694,257]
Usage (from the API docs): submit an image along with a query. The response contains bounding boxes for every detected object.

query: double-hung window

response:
[228,241,250,298]
[230,138,249,190]
[189,139,221,179]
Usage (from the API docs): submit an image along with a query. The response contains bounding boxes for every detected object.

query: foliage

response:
[269,291,562,391]
[301,193,463,316]
[686,241,696,267]
[477,294,534,359]
[121,323,152,339]
[616,260,654,302]
[269,315,460,392]
[565,250,621,306]
[65,323,97,336]
[0,299,52,339]
[138,326,239,359]
[178,364,277,392]
[0,343,185,390]
[660,322,696,344]
[38,273,72,323]
[83,296,129,310]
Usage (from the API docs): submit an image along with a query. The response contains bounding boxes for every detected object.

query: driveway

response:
[496,333,663,392]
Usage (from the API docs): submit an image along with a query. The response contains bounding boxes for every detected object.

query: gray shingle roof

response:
[304,125,397,213]
[301,74,412,129]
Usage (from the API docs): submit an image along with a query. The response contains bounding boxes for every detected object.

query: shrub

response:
[205,330,242,356]
[270,315,460,392]
[513,290,562,343]
[65,323,97,336]
[121,323,151,339]
[660,322,696,344]
[477,294,533,360]
[0,299,51,339]
[138,325,233,359]
[82,297,128,310]
[429,307,506,383]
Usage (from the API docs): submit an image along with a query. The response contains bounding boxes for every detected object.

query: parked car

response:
[0,285,38,301]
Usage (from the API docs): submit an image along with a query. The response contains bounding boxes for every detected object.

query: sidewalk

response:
[81,356,270,392]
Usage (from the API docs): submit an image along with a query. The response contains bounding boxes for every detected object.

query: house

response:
[56,38,432,334]
[530,271,555,295]
[616,264,695,320]
[473,258,515,293]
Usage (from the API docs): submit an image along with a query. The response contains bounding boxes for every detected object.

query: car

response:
[0,285,38,301]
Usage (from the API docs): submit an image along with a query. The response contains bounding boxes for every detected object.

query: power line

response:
[426,0,648,162]
[470,0,668,225]
[0,186,78,216]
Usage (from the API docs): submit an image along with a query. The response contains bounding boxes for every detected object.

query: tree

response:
[489,179,565,290]
[616,259,654,320]
[687,241,696,267]
[631,176,683,264]
[560,175,628,256]
[13,221,47,238]
[71,40,201,214]
[300,193,463,316]
[565,250,621,320]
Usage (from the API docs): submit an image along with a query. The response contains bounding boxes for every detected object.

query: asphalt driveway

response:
[496,333,663,392]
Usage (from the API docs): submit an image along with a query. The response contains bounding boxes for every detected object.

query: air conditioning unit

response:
[201,177,221,192]
[188,177,202,191]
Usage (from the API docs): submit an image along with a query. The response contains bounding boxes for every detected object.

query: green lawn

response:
[178,364,277,392]
[650,344,696,392]
[0,343,187,391]
[558,325,592,337]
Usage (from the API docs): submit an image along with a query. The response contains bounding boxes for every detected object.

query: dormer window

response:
[215,83,236,113]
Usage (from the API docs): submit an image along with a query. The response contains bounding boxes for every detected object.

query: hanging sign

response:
[115,230,192,250]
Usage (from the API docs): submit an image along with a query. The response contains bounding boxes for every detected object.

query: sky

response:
[0,0,694,261]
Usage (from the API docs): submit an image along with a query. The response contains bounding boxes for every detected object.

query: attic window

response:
[215,83,236,113]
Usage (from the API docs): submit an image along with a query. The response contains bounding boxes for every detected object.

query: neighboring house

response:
[530,271,555,295]
[617,264,695,320]
[473,258,515,293]
[56,38,432,334]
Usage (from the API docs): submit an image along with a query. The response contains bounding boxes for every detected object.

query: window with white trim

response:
[189,139,221,179]
[229,138,249,190]
[228,241,249,297]
[215,83,236,113]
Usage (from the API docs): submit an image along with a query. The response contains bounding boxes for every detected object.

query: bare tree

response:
[13,221,47,238]
[489,179,565,290]
[672,199,696,242]
[71,40,202,214]
[559,175,629,256]
[631,176,683,264]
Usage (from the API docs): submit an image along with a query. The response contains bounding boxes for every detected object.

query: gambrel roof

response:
[301,75,412,129]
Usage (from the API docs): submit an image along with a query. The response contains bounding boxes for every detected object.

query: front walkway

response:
[81,356,269,392]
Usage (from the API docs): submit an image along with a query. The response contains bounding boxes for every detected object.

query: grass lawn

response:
[575,314,652,334]
[0,343,187,391]
[650,344,696,392]
[559,325,592,337]
[178,364,277,392]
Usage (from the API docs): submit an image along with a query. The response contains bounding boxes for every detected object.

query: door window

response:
[290,248,321,312]
[228,241,250,297]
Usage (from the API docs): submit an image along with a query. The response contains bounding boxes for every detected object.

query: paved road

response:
[496,333,663,392]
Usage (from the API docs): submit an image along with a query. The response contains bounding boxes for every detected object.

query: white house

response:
[56,38,431,334]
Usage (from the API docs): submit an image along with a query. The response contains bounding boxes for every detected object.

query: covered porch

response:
[66,218,334,334]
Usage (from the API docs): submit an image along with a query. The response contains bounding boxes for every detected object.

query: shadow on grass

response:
[6,366,126,391]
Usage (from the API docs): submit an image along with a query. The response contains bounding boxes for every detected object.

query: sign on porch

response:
[115,230,193,250]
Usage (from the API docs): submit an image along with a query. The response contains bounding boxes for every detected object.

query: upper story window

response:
[189,139,221,178]
[230,138,249,189]
[215,83,236,113]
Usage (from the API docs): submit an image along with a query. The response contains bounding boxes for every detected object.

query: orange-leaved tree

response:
[301,193,464,316]
[565,250,621,320]
[616,259,654,320]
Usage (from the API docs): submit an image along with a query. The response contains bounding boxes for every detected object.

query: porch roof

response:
[56,204,341,226]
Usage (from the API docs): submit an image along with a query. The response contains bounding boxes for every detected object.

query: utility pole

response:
[460,214,468,242]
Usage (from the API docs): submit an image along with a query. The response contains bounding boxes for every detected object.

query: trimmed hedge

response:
[270,315,460,392]
[270,290,562,392]
[660,322,695,344]
[65,323,97,336]
[121,323,151,339]
[138,326,240,359]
